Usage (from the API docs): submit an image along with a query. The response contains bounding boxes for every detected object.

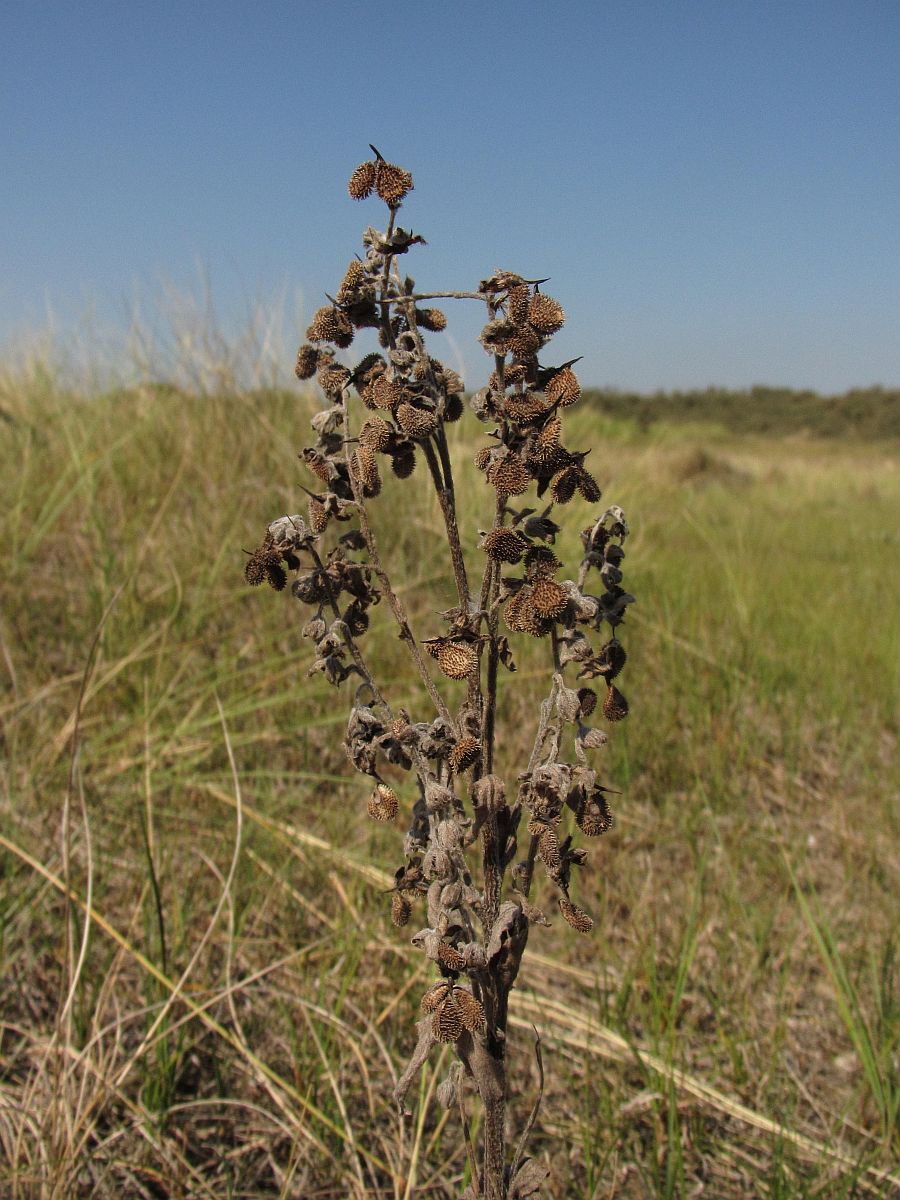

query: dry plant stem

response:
[252,153,637,1200]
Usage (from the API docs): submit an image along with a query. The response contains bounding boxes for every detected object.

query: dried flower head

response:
[481,527,527,564]
[448,736,481,773]
[559,897,594,933]
[368,783,399,822]
[295,343,319,380]
[424,637,479,680]
[527,293,566,335]
[544,366,581,407]
[375,160,414,205]
[348,159,377,200]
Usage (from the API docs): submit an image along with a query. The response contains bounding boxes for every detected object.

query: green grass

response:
[1,368,898,1198]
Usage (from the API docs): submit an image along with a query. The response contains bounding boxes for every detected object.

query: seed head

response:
[559,896,594,933]
[550,465,579,504]
[449,736,481,773]
[425,638,479,680]
[527,293,566,335]
[506,283,531,324]
[295,344,319,380]
[454,987,486,1033]
[359,417,393,453]
[390,444,417,478]
[576,792,614,837]
[530,577,569,619]
[437,940,467,973]
[336,258,368,300]
[375,161,414,205]
[503,391,551,422]
[348,160,377,200]
[421,981,451,1013]
[370,375,404,410]
[603,685,629,722]
[537,825,561,870]
[367,783,399,822]
[317,363,351,396]
[306,305,354,348]
[545,366,581,407]
[396,401,439,440]
[524,545,561,579]
[505,325,543,361]
[482,527,527,564]
[487,453,531,496]
[391,892,412,927]
[415,307,447,332]
[474,445,494,472]
[433,992,465,1042]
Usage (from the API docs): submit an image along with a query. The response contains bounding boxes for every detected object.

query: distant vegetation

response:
[585,384,900,440]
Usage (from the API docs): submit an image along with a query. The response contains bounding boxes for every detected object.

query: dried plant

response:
[245,146,634,1199]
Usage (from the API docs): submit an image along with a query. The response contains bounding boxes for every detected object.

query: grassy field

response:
[1,369,898,1198]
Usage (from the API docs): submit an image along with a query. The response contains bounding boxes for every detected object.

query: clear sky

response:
[2,0,898,392]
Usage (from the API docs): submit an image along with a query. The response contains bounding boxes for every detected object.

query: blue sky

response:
[2,0,898,391]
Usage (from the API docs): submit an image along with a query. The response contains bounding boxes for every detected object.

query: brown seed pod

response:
[530,577,569,619]
[449,736,481,773]
[559,896,594,933]
[306,305,354,348]
[454,988,487,1033]
[396,401,439,440]
[523,545,562,579]
[479,317,518,354]
[367,783,398,822]
[603,685,629,722]
[308,495,329,534]
[503,390,551,422]
[336,258,368,300]
[351,447,381,498]
[421,981,451,1013]
[244,555,268,586]
[359,417,394,453]
[375,161,413,205]
[353,352,386,390]
[527,293,566,335]
[487,453,531,497]
[545,366,581,407]
[424,638,479,680]
[433,993,465,1042]
[301,448,333,484]
[415,307,447,332]
[506,325,544,361]
[317,363,351,396]
[597,639,627,680]
[537,413,563,448]
[391,892,412,927]
[504,588,549,637]
[348,160,377,200]
[538,825,561,871]
[474,445,494,472]
[490,363,527,390]
[295,344,319,380]
[577,687,598,717]
[578,468,602,504]
[437,941,467,973]
[265,563,287,591]
[444,391,465,422]
[576,792,614,837]
[550,465,579,504]
[482,527,527,564]
[390,445,417,478]
[506,283,531,324]
[370,374,404,410]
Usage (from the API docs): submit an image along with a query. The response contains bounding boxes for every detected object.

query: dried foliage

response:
[246,148,635,1199]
